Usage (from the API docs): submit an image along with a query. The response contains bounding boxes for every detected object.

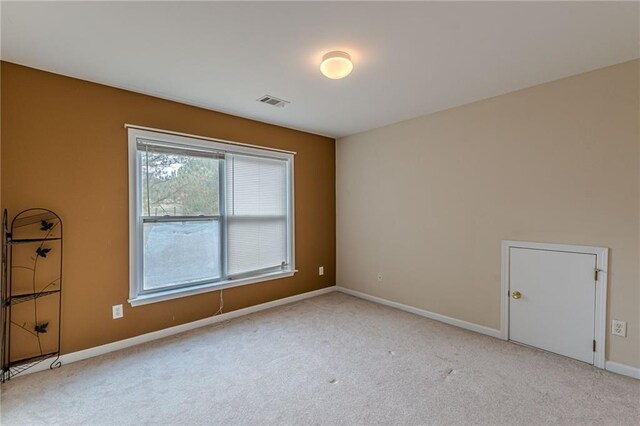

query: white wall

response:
[337,60,639,368]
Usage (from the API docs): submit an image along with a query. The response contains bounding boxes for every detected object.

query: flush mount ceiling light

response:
[320,51,353,79]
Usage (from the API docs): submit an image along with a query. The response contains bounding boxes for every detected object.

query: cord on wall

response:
[214,290,224,316]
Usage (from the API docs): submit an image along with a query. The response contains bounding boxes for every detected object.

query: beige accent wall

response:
[1,62,336,356]
[337,60,640,367]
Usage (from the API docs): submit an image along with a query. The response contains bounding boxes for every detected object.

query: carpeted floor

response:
[1,292,638,425]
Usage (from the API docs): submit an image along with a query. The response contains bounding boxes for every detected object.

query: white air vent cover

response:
[257,95,290,108]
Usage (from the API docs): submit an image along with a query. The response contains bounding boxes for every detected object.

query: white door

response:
[509,247,596,364]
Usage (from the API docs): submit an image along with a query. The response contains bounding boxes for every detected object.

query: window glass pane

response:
[141,148,220,216]
[143,220,221,290]
[227,217,286,275]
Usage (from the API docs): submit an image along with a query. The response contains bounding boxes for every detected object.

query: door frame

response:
[500,240,608,369]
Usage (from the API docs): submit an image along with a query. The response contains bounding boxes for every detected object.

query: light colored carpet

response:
[1,292,638,425]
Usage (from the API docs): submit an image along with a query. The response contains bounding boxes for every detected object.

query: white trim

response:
[335,286,502,339]
[500,242,510,341]
[128,270,297,307]
[12,284,636,382]
[127,127,296,306]
[605,361,640,379]
[336,286,638,378]
[11,286,335,378]
[501,240,608,369]
[124,124,297,155]
[128,129,140,303]
[289,156,296,275]
[129,128,295,161]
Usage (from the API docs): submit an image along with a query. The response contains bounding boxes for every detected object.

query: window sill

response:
[128,270,297,307]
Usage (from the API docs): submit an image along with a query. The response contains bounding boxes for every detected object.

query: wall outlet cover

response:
[112,304,124,319]
[612,319,626,337]
[319,266,324,276]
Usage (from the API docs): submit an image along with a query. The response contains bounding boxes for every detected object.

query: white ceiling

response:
[2,1,639,138]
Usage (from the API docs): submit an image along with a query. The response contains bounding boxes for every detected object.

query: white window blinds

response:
[226,153,289,276]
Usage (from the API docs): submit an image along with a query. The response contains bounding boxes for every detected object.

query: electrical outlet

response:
[612,320,626,337]
[377,272,383,282]
[112,304,123,319]
[319,266,324,276]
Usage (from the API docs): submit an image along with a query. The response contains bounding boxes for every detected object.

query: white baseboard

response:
[605,361,640,379]
[10,284,638,382]
[335,286,503,339]
[336,287,640,380]
[10,286,336,378]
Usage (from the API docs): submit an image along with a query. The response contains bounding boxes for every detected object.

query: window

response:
[128,127,295,306]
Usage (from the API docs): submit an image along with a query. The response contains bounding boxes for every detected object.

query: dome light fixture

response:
[320,51,353,80]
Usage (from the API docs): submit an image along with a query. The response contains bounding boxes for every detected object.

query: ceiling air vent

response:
[257,95,290,108]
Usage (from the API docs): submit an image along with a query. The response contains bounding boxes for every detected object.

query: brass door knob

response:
[512,291,522,299]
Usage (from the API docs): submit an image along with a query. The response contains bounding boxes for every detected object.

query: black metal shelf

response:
[2,208,63,383]
[8,237,62,245]
[6,289,61,306]
[9,351,58,368]
[11,211,59,229]
[8,352,59,376]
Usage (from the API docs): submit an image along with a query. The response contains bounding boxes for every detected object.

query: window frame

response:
[128,127,296,307]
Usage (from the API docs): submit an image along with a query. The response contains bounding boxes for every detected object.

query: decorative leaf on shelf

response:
[40,220,54,231]
[34,322,49,334]
[35,247,52,258]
